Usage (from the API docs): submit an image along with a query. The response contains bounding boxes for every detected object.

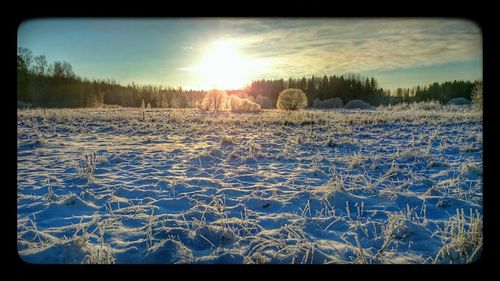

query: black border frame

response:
[8,4,497,279]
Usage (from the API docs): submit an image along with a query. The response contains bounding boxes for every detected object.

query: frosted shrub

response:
[277,88,308,110]
[240,99,261,112]
[313,98,322,108]
[447,98,471,106]
[314,97,343,109]
[228,95,261,112]
[344,99,374,109]
[255,95,273,109]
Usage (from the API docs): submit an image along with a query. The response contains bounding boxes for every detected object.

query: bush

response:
[447,98,471,106]
[313,97,343,109]
[323,97,343,109]
[313,98,322,108]
[228,95,261,112]
[277,88,308,110]
[255,95,273,109]
[471,81,483,110]
[344,99,374,109]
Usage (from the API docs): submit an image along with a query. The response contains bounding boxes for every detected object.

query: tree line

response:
[387,81,478,104]
[17,47,211,108]
[17,47,480,108]
[248,73,385,107]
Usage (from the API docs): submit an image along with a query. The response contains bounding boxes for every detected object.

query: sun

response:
[193,40,267,90]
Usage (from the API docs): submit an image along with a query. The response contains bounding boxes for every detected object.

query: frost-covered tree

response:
[276,88,308,110]
[471,81,483,110]
[200,90,227,111]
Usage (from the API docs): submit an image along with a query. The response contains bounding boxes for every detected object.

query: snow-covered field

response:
[17,106,483,264]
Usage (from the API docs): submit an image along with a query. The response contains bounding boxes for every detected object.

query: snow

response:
[17,107,482,264]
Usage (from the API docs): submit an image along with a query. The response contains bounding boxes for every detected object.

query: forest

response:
[17,47,478,108]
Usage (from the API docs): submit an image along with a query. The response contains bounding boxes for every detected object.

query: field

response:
[17,105,483,264]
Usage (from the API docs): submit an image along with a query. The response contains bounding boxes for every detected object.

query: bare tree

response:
[18,47,33,71]
[33,55,48,76]
[199,90,227,111]
[61,61,74,78]
[471,81,483,110]
[213,90,227,111]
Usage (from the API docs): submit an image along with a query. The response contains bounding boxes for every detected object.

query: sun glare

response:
[193,40,267,90]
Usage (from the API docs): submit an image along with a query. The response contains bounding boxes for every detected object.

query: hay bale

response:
[447,97,471,106]
[344,99,374,109]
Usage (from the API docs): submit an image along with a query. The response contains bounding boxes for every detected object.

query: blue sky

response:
[18,18,482,90]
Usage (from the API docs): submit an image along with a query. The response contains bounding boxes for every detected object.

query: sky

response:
[18,18,482,90]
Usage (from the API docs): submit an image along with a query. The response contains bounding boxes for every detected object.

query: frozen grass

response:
[17,105,482,264]
[433,208,482,264]
[75,152,97,182]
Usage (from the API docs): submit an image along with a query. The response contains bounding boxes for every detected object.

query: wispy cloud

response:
[214,19,482,79]
[177,67,196,72]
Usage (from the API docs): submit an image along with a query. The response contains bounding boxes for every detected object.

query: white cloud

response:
[216,19,482,78]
